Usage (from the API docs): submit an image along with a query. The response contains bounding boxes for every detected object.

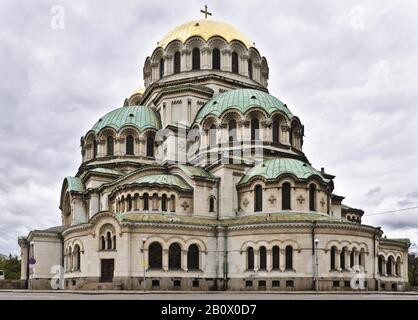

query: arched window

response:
[170,195,175,212]
[272,119,280,144]
[146,136,154,157]
[259,246,267,270]
[309,184,316,211]
[174,51,181,74]
[359,251,364,267]
[350,251,354,268]
[106,232,112,250]
[120,196,125,212]
[282,182,291,210]
[254,185,263,212]
[143,193,149,211]
[247,247,254,270]
[127,194,132,211]
[93,140,98,158]
[74,245,81,271]
[107,136,114,156]
[396,257,401,276]
[272,246,280,270]
[209,197,215,213]
[330,247,336,270]
[285,246,293,270]
[250,118,259,140]
[387,256,394,276]
[248,58,253,79]
[100,236,106,250]
[69,247,73,271]
[212,48,220,70]
[126,135,134,155]
[209,124,217,147]
[112,235,116,250]
[228,119,237,142]
[133,193,139,210]
[187,244,200,270]
[161,194,167,212]
[159,58,164,79]
[149,242,162,269]
[340,248,346,270]
[378,255,384,274]
[192,48,200,70]
[169,243,182,270]
[232,52,239,74]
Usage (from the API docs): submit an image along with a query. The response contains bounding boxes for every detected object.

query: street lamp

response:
[141,238,147,291]
[314,239,319,292]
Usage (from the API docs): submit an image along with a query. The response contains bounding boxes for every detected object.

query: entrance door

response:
[101,259,114,283]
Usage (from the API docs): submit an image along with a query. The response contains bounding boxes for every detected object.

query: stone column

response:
[279,249,286,271]
[382,258,387,276]
[240,54,249,76]
[19,239,29,281]
[201,47,211,69]
[335,250,341,270]
[182,250,188,271]
[163,249,169,271]
[221,49,231,72]
[254,250,259,272]
[266,249,272,272]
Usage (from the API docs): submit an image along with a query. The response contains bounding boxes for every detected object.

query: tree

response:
[0,254,21,280]
[408,253,418,286]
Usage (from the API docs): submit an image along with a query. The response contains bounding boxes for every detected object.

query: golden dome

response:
[130,88,145,97]
[157,19,255,49]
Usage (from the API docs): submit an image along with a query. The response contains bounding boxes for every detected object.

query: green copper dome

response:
[194,89,293,123]
[238,158,329,186]
[91,105,161,133]
[130,174,193,191]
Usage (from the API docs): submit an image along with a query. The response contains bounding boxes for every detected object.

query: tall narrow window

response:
[247,247,254,270]
[159,58,164,79]
[232,52,239,74]
[272,246,280,270]
[228,119,237,142]
[254,185,263,212]
[100,236,106,250]
[161,194,167,212]
[378,256,383,274]
[170,195,175,212]
[192,48,200,70]
[143,193,149,211]
[106,232,112,250]
[209,197,215,213]
[340,248,346,270]
[248,58,253,79]
[350,251,355,268]
[330,247,336,270]
[152,193,158,211]
[259,246,267,270]
[387,256,393,276]
[309,184,316,211]
[126,135,134,155]
[74,245,81,271]
[282,182,291,210]
[272,120,280,144]
[93,140,97,158]
[107,136,114,156]
[187,244,199,270]
[251,118,259,140]
[285,246,293,270]
[359,251,363,267]
[174,51,181,74]
[212,48,220,70]
[209,124,217,147]
[149,242,162,269]
[169,243,182,269]
[146,136,154,157]
[127,194,132,211]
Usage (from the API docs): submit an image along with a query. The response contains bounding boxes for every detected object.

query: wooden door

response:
[101,259,114,283]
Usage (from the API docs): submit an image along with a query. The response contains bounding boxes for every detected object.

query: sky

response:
[0,0,418,255]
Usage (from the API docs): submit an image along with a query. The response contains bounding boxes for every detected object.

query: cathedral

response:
[19,12,410,291]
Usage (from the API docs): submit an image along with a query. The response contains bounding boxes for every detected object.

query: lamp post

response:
[142,238,147,291]
[314,239,319,292]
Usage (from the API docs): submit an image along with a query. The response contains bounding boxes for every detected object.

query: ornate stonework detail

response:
[181,201,190,211]
[242,198,249,208]
[320,198,326,207]
[268,194,276,204]
[296,195,305,204]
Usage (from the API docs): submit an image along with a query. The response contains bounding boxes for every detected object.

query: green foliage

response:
[408,253,418,286]
[0,254,21,280]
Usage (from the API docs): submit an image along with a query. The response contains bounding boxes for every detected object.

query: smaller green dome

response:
[194,89,293,123]
[238,158,329,186]
[91,105,161,134]
[131,174,192,191]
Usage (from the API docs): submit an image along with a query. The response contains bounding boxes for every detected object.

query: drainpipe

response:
[223,228,228,291]
[214,227,219,291]
[311,222,316,290]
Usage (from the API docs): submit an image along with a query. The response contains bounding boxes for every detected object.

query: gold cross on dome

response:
[200,5,212,19]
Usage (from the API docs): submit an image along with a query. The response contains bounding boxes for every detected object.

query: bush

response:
[0,254,21,280]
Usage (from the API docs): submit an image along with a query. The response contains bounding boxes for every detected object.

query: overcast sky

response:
[1,0,418,255]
